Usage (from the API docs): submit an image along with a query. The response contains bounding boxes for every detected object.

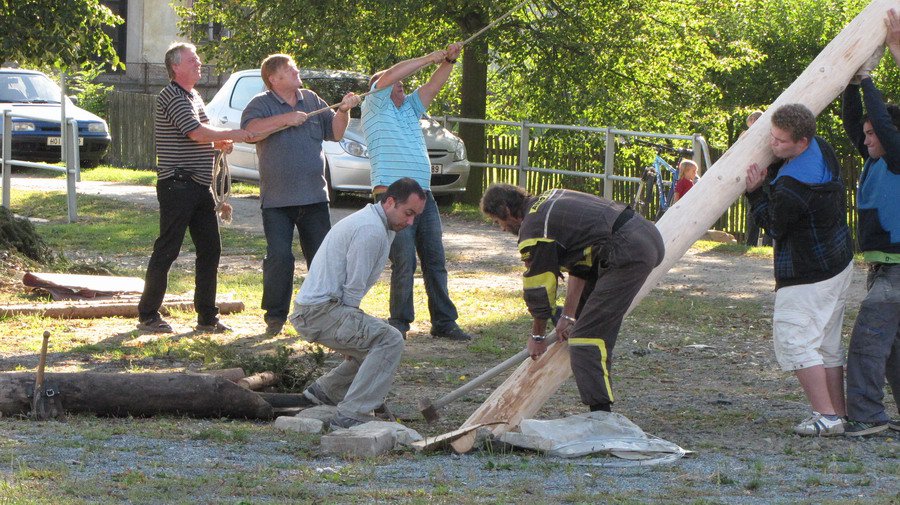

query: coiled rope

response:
[212,149,233,225]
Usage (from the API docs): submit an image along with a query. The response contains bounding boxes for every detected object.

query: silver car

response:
[205,69,470,201]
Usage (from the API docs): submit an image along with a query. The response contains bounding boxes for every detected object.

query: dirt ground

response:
[0,202,897,504]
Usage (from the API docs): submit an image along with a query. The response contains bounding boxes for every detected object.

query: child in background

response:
[672,159,699,203]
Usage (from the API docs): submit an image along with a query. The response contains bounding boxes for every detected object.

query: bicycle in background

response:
[627,138,694,220]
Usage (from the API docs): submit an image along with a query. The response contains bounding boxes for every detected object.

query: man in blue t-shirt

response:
[360,42,475,341]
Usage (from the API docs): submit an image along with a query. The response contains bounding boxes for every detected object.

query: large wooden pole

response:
[451,0,895,453]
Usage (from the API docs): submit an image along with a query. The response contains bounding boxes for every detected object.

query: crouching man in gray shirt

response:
[289,178,426,429]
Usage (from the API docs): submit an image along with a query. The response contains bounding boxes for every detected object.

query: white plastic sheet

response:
[499,411,689,466]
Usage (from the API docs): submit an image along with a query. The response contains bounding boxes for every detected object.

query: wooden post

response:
[451,0,896,454]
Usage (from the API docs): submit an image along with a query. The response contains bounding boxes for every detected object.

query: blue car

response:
[0,68,110,167]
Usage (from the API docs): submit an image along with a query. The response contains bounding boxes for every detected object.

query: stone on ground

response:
[295,405,338,423]
[320,425,397,457]
[273,416,324,434]
[349,421,423,447]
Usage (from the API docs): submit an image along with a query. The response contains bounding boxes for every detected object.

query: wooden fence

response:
[107,91,156,169]
[482,133,864,245]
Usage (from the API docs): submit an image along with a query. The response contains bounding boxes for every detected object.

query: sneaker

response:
[195,320,232,333]
[265,318,284,336]
[430,327,474,341]
[845,419,889,437]
[302,382,336,407]
[329,412,375,431]
[890,419,900,432]
[793,412,845,436]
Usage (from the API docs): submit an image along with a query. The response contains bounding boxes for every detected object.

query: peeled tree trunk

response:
[451,0,895,453]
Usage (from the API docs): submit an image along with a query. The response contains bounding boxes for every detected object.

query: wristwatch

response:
[445,57,457,64]
[531,334,546,342]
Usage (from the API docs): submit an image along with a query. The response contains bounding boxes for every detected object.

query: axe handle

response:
[34,331,50,393]
[431,330,559,411]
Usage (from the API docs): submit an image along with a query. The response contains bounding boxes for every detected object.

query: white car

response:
[205,69,470,201]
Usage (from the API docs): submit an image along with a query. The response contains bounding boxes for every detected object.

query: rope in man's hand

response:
[253,0,533,139]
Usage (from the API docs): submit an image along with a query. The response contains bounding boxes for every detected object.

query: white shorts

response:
[772,262,853,371]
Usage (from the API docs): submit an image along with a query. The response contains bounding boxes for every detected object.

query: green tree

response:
[0,0,122,71]
[179,0,896,198]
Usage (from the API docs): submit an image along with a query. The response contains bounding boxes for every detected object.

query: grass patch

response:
[80,165,157,185]
[443,201,491,223]
[8,189,267,257]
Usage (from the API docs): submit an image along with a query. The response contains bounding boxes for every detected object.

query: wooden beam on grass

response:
[450,0,896,454]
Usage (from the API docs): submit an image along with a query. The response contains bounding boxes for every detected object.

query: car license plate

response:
[46,137,84,146]
[431,164,442,174]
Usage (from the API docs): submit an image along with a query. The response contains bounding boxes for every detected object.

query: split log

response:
[451,0,896,453]
[0,299,245,319]
[0,373,273,420]
[236,371,279,391]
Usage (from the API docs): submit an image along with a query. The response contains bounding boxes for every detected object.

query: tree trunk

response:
[457,10,489,205]
[0,373,273,419]
[450,0,894,453]
[236,371,279,391]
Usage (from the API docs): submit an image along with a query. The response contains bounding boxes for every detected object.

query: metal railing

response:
[435,116,711,201]
[1,110,80,222]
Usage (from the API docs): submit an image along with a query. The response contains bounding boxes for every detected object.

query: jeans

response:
[846,263,900,423]
[290,300,404,421]
[261,203,331,323]
[138,177,221,325]
[385,191,458,333]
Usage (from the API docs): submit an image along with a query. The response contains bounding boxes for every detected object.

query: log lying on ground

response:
[450,0,896,454]
[0,299,245,319]
[236,372,279,391]
[0,373,273,420]
[193,368,247,383]
[256,392,310,409]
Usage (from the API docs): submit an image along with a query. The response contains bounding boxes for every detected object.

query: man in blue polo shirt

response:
[361,42,475,342]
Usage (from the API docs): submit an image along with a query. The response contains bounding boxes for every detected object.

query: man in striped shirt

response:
[360,42,475,342]
[136,43,253,334]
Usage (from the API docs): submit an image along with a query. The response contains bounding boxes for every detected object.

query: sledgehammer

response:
[419,330,559,423]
